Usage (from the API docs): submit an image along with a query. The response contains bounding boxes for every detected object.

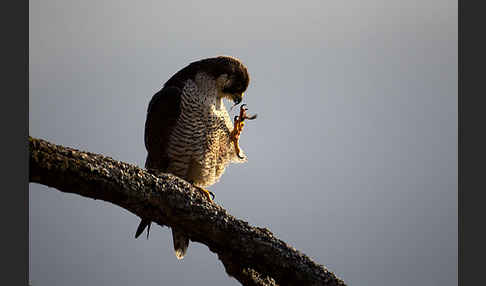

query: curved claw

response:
[245,114,257,120]
[209,191,215,200]
[238,104,257,121]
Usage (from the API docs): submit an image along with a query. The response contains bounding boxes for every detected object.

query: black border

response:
[3,0,28,285]
[458,2,461,285]
[458,3,461,285]
[10,0,482,285]
[459,0,485,285]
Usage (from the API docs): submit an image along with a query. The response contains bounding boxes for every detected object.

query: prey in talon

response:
[230,104,257,159]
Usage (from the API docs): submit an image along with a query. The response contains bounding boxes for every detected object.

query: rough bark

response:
[29,136,346,286]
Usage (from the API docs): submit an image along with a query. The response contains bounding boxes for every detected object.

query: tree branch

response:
[29,136,346,286]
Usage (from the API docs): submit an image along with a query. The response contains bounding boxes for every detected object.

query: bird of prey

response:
[135,55,251,259]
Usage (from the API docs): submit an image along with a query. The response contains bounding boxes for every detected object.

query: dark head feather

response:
[164,56,250,94]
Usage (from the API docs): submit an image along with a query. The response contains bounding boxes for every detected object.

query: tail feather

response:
[136,219,190,259]
[135,219,152,239]
[172,228,189,260]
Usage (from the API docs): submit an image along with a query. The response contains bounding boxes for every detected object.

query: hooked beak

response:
[232,93,243,105]
[230,93,243,112]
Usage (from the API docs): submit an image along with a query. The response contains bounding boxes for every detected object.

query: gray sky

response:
[29,0,457,285]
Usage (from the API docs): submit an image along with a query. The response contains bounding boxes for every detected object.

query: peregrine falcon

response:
[135,55,251,259]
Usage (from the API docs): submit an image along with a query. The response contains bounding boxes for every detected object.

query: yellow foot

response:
[230,104,257,159]
[230,119,245,159]
[194,186,215,201]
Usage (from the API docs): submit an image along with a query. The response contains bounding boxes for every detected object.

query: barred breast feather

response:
[164,72,245,187]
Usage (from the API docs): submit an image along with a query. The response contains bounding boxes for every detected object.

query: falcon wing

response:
[144,86,182,171]
[136,86,181,239]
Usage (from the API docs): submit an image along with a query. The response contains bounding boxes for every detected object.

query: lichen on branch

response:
[29,136,346,286]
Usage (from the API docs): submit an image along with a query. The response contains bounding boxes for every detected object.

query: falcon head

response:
[165,55,250,105]
[210,56,250,105]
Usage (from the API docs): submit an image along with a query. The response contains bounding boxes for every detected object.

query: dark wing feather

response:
[135,86,181,239]
[144,86,182,171]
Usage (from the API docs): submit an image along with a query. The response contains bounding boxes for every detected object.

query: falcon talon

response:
[230,104,257,159]
[238,104,257,122]
[195,186,214,202]
[244,113,258,120]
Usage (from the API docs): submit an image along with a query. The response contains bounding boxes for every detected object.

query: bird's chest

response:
[173,94,233,157]
[173,103,235,187]
[203,106,233,157]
